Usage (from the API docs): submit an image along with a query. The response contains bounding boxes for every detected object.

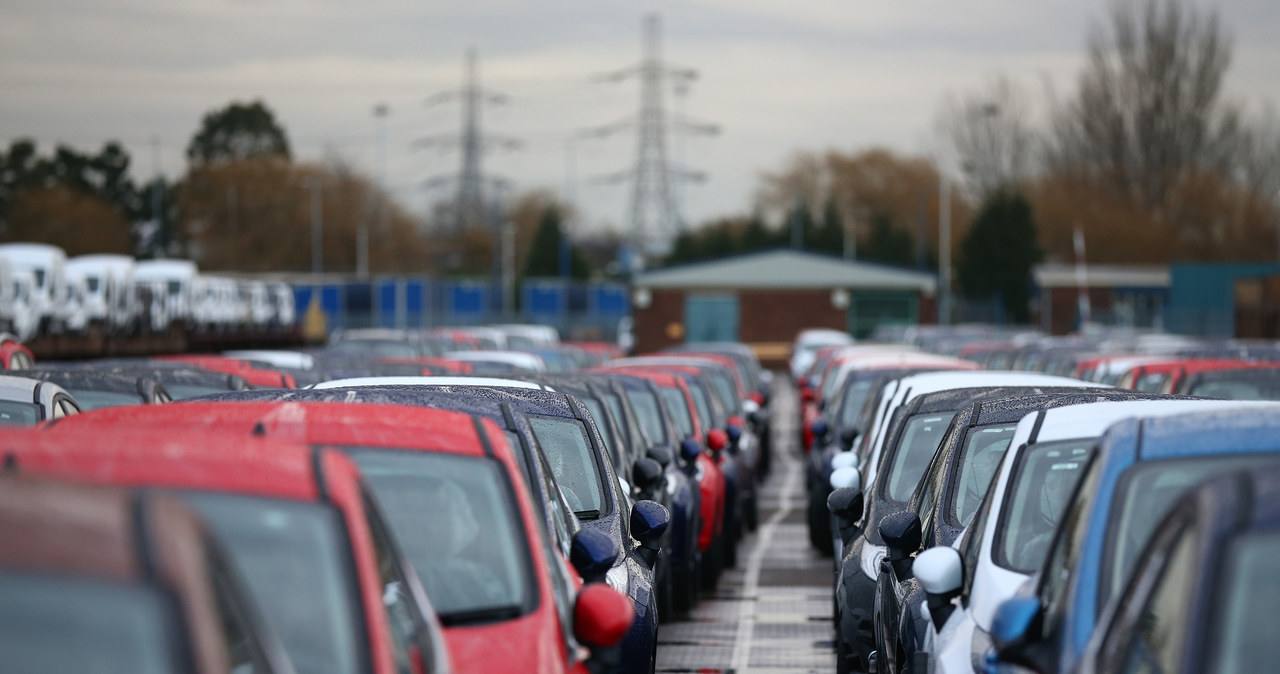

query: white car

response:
[0,374,80,424]
[491,324,560,348]
[789,328,854,380]
[312,375,549,390]
[914,397,1280,674]
[443,349,547,372]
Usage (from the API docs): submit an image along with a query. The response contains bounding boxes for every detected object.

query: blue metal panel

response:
[376,279,398,328]
[321,284,344,330]
[684,293,739,343]
[447,281,488,324]
[1167,263,1280,337]
[590,283,630,316]
[405,279,425,328]
[524,280,567,318]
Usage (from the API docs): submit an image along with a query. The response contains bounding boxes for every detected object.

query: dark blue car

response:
[990,406,1280,674]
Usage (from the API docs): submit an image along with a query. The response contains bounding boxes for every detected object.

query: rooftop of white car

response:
[311,375,548,390]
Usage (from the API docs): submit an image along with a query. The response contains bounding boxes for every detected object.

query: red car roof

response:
[155,355,297,389]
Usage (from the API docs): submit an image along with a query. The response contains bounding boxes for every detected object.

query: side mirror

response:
[631,457,664,494]
[679,438,703,465]
[991,596,1051,672]
[747,410,763,427]
[915,547,963,630]
[743,398,761,415]
[829,465,861,491]
[725,422,743,447]
[748,391,764,406]
[879,511,922,561]
[840,427,860,451]
[810,418,829,443]
[831,451,857,472]
[570,529,620,584]
[574,583,635,648]
[646,445,674,468]
[630,500,671,567]
[706,428,729,453]
[827,485,864,523]
[801,388,816,404]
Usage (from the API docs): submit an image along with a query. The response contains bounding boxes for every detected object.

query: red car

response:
[1,423,447,674]
[0,475,293,674]
[0,334,34,370]
[154,354,298,388]
[378,356,475,374]
[36,401,636,674]
[1117,358,1280,393]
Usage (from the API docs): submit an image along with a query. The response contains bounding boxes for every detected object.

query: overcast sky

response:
[3,0,1279,238]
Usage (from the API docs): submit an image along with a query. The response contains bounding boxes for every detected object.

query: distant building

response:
[629,250,936,365]
[1033,264,1169,335]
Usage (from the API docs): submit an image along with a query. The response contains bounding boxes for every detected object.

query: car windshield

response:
[995,439,1096,573]
[951,423,1019,527]
[1101,454,1261,607]
[659,386,694,438]
[0,400,41,425]
[883,412,957,502]
[329,340,419,358]
[1210,530,1280,674]
[0,572,178,674]
[347,449,535,625]
[527,415,607,517]
[182,492,362,674]
[160,384,225,400]
[1188,373,1280,401]
[625,389,666,444]
[838,378,878,429]
[66,389,144,410]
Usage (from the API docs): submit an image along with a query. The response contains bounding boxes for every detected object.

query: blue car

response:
[990,406,1280,674]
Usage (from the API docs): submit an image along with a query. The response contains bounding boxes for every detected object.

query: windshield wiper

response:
[440,604,523,626]
[575,509,602,521]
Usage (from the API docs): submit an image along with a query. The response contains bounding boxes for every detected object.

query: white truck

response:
[134,259,197,333]
[66,254,139,335]
[0,243,71,336]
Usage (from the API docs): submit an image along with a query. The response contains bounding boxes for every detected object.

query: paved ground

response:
[655,379,837,674]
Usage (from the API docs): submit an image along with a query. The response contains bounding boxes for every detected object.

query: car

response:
[662,345,774,476]
[0,374,79,424]
[3,422,450,674]
[155,354,298,388]
[113,365,253,400]
[832,379,1108,674]
[913,398,1274,674]
[327,328,444,357]
[0,475,294,674]
[988,406,1280,674]
[1115,358,1272,393]
[442,350,549,372]
[791,329,855,380]
[872,390,1165,674]
[1075,464,1280,674]
[1165,364,1280,399]
[0,333,34,370]
[12,369,171,409]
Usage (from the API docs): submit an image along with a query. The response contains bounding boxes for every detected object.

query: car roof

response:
[907,385,1106,415]
[969,390,1165,426]
[895,371,1103,401]
[1012,399,1280,447]
[312,375,548,390]
[0,373,39,397]
[1127,406,1280,460]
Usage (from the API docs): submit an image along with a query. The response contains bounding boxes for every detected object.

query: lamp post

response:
[362,103,389,279]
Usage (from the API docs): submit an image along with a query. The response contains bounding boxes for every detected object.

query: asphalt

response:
[655,378,837,674]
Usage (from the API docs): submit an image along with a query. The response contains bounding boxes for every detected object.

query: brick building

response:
[630,250,936,366]
[1032,265,1169,335]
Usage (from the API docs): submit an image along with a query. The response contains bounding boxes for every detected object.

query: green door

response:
[684,293,739,343]
[848,291,919,338]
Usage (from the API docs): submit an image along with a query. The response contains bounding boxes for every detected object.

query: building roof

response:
[1034,264,1169,289]
[633,249,937,293]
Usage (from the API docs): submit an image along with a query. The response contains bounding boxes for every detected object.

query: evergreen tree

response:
[741,212,773,251]
[524,206,589,278]
[861,212,915,267]
[813,200,844,253]
[187,100,291,165]
[956,191,1042,322]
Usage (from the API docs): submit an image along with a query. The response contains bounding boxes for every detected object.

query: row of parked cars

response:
[792,326,1280,674]
[0,242,295,341]
[0,324,775,674]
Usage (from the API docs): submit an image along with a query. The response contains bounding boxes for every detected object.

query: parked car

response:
[0,475,294,674]
[0,374,79,424]
[12,369,171,409]
[791,329,855,380]
[988,406,1280,674]
[1165,364,1280,399]
[0,243,69,335]
[0,334,34,370]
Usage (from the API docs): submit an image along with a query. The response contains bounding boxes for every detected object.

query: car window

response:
[1039,453,1102,631]
[950,424,1018,527]
[348,449,535,624]
[204,544,273,674]
[164,384,225,400]
[1209,530,1280,673]
[183,492,362,674]
[0,571,180,674]
[995,440,1096,573]
[706,371,738,413]
[1118,523,1196,674]
[581,397,623,473]
[883,413,957,502]
[659,387,694,438]
[686,382,713,433]
[361,493,435,674]
[959,481,996,600]
[626,389,666,444]
[838,378,877,429]
[65,389,144,411]
[527,416,608,517]
[0,400,41,425]
[606,391,646,459]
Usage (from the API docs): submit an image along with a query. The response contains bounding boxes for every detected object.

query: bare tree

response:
[1045,0,1238,215]
[936,75,1038,200]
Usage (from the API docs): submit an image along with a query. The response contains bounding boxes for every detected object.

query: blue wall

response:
[1167,263,1280,337]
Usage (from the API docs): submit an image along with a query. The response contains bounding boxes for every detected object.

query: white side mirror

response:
[743,399,760,414]
[914,546,963,596]
[830,465,861,491]
[831,451,857,471]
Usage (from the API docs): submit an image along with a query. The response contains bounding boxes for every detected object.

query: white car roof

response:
[443,350,547,370]
[223,350,315,370]
[795,328,853,346]
[0,374,40,399]
[311,376,548,390]
[895,371,1102,402]
[0,243,67,264]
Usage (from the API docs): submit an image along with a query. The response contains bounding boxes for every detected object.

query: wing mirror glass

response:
[570,529,620,584]
[879,511,922,561]
[915,546,963,630]
[840,427,859,450]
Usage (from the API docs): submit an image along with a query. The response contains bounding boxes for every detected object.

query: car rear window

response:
[0,572,179,674]
[348,449,536,625]
[182,493,362,674]
[527,416,607,518]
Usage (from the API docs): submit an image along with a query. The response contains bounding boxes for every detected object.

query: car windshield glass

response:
[1189,374,1280,401]
[660,387,694,438]
[0,400,40,425]
[839,378,877,429]
[0,572,177,674]
[995,439,1096,573]
[527,415,606,516]
[66,389,144,410]
[1102,455,1260,608]
[951,423,1019,527]
[161,384,224,400]
[1210,530,1280,674]
[625,389,665,444]
[347,449,534,624]
[330,340,418,358]
[182,492,361,674]
[883,412,957,502]
[687,382,713,432]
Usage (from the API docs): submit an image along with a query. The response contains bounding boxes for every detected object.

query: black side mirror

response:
[570,529,620,584]
[840,427,860,451]
[632,457,664,494]
[879,511,922,581]
[827,486,864,524]
[747,410,763,427]
[630,500,671,567]
[646,445,674,468]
